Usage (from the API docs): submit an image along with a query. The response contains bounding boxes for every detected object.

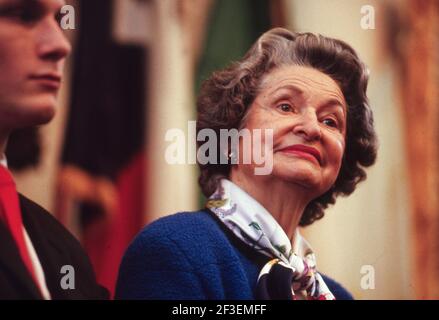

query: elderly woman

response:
[116,28,377,300]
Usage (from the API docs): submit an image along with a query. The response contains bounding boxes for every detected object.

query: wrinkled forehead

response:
[259,65,346,104]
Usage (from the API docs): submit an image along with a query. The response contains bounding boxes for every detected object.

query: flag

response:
[56,0,146,297]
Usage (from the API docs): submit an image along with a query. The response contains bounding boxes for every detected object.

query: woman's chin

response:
[273,164,322,190]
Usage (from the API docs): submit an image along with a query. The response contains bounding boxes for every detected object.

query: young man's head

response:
[0,0,71,133]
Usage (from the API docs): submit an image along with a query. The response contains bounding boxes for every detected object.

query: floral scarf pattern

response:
[206,179,335,300]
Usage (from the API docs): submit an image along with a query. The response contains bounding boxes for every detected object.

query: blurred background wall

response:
[8,0,439,299]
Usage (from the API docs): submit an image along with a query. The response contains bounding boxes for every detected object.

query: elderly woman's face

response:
[238,65,347,198]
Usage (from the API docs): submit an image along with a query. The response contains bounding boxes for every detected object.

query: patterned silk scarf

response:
[206,179,335,300]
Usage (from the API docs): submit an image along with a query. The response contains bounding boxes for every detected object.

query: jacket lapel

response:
[19,195,70,299]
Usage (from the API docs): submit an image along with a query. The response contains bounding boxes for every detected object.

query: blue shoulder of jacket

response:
[134,210,223,245]
[125,210,232,268]
[125,210,354,300]
[116,211,217,299]
[146,209,217,231]
[321,274,354,300]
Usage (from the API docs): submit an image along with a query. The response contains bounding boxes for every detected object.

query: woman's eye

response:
[277,103,294,113]
[322,118,339,128]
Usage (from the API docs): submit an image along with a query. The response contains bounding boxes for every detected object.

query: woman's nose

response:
[36,19,72,63]
[292,108,322,141]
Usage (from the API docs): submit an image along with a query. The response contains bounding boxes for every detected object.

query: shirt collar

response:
[0,154,7,168]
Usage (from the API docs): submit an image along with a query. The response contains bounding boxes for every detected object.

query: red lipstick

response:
[278,144,322,165]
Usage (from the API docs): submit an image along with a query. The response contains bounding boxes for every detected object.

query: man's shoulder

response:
[19,194,78,246]
[18,194,109,299]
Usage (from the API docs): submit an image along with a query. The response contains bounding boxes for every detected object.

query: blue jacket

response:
[116,210,353,300]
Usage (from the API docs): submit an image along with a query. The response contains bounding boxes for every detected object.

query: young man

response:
[0,0,108,299]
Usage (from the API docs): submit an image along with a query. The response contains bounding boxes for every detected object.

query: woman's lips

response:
[278,144,322,165]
